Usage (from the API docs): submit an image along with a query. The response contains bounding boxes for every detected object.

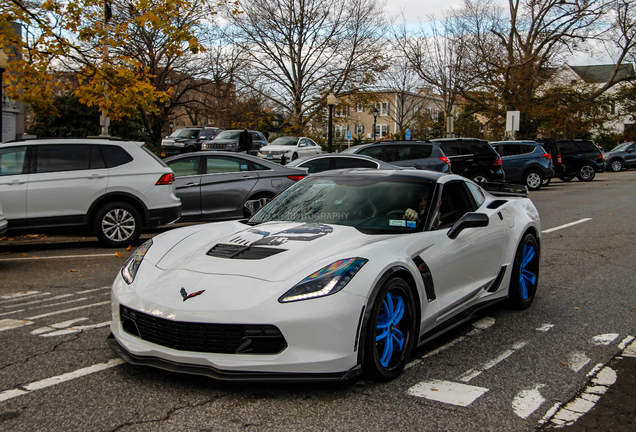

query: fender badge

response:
[181,287,205,302]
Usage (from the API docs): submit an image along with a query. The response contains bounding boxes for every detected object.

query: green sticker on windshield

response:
[389,219,406,227]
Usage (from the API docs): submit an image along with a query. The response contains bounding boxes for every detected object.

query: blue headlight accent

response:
[278,257,368,303]
[121,239,153,284]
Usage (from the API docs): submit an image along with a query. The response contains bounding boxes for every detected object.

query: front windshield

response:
[611,142,632,152]
[270,137,299,146]
[250,176,435,234]
[169,129,199,139]
[215,131,242,140]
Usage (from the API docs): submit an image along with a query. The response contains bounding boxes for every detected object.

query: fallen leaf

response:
[69,269,79,272]
[127,245,132,251]
[574,307,580,310]
[0,251,11,255]
[115,252,123,258]
[561,362,567,365]
[607,212,613,215]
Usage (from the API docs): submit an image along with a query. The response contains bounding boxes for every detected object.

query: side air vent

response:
[412,256,436,302]
[207,244,286,260]
[487,200,507,209]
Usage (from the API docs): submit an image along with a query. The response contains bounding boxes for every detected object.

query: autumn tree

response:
[227,0,387,134]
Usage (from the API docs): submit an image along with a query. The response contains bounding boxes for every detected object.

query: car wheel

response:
[364,277,416,381]
[541,178,551,187]
[93,202,143,248]
[559,176,573,182]
[508,233,540,309]
[243,193,273,218]
[524,170,543,191]
[576,164,596,181]
[291,153,298,161]
[610,159,623,172]
[471,174,490,183]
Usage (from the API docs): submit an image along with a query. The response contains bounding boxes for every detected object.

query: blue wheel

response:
[364,277,416,381]
[509,234,540,309]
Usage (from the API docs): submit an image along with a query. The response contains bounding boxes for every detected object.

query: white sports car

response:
[108,170,541,382]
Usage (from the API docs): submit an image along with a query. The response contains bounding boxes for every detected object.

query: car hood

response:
[163,137,195,144]
[150,221,387,282]
[260,145,298,152]
[211,138,239,145]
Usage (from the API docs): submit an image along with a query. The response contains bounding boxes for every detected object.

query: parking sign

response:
[346,130,352,140]
[406,129,411,140]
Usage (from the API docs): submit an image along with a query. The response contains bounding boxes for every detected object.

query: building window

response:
[376,124,389,138]
[355,124,365,134]
[355,104,365,113]
[335,125,348,138]
[380,102,390,116]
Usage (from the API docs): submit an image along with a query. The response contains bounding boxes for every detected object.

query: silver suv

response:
[0,138,181,247]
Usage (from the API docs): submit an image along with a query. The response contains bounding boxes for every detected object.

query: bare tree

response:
[227,0,387,133]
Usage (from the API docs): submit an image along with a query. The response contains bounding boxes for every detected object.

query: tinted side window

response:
[577,142,599,152]
[90,145,106,169]
[466,182,485,207]
[168,157,201,177]
[520,145,536,154]
[499,145,517,156]
[469,143,495,156]
[0,146,27,176]
[384,145,414,162]
[558,142,579,154]
[206,157,249,173]
[439,142,463,156]
[335,158,378,169]
[411,145,433,158]
[36,145,90,173]
[357,146,383,159]
[301,158,332,173]
[101,145,134,168]
[252,162,271,171]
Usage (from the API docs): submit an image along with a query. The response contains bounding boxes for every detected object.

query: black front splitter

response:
[107,333,362,383]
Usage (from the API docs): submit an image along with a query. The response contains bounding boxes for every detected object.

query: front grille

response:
[212,143,227,149]
[120,305,287,354]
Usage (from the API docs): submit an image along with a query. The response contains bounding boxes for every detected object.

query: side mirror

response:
[244,197,269,217]
[447,212,489,239]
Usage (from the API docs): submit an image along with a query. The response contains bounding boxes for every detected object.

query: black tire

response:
[523,170,543,191]
[364,277,417,381]
[609,159,623,172]
[291,153,298,161]
[93,201,143,248]
[559,176,573,182]
[576,164,596,181]
[243,193,274,218]
[541,178,551,187]
[508,233,540,309]
[470,173,490,183]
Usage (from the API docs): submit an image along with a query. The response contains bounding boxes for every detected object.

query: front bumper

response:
[109,271,365,380]
[160,147,184,157]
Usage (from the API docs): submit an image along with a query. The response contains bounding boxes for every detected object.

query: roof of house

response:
[569,64,635,84]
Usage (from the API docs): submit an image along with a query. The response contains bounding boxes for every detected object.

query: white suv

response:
[0,138,181,247]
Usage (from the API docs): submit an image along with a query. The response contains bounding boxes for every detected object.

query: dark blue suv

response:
[490,141,555,190]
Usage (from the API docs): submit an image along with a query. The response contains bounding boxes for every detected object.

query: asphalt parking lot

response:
[0,170,635,431]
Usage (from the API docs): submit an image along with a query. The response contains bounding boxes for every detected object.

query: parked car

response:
[287,153,402,174]
[160,127,223,157]
[431,138,504,182]
[535,138,566,181]
[165,151,307,221]
[603,141,636,172]
[0,201,7,238]
[341,140,451,172]
[490,141,555,190]
[109,169,540,382]
[0,138,181,247]
[553,139,605,181]
[257,136,322,163]
[201,130,268,156]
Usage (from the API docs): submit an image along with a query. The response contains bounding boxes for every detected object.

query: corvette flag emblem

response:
[181,287,205,302]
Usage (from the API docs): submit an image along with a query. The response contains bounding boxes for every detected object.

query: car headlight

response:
[121,239,153,284]
[278,257,368,303]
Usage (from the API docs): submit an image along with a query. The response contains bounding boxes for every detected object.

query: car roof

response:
[1,137,143,146]
[311,168,459,182]
[489,141,539,144]
[164,151,305,170]
[288,153,398,167]
[431,137,489,143]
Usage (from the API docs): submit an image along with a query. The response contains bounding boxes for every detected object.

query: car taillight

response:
[440,157,451,166]
[287,175,306,181]
[542,153,552,159]
[557,155,562,165]
[494,158,502,166]
[156,173,175,185]
[596,153,604,160]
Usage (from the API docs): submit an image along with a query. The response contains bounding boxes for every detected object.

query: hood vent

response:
[207,243,287,260]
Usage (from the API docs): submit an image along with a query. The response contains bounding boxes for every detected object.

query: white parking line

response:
[512,384,546,419]
[407,380,489,406]
[0,319,33,332]
[2,294,75,309]
[0,358,124,403]
[459,341,527,382]
[76,287,111,294]
[0,254,120,262]
[41,321,111,337]
[0,292,51,305]
[0,291,42,300]
[26,301,110,320]
[542,218,592,233]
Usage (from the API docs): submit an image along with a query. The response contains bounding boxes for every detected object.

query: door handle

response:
[88,174,105,178]
[465,159,474,162]
[412,163,422,169]
[241,176,256,180]
[8,179,26,185]
[184,182,199,187]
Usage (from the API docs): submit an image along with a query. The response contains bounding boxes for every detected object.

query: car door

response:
[0,145,30,226]
[307,139,321,155]
[26,144,109,225]
[625,143,636,167]
[419,181,507,321]
[298,139,314,158]
[439,142,470,175]
[382,145,424,168]
[200,155,258,219]
[499,144,524,181]
[167,156,203,220]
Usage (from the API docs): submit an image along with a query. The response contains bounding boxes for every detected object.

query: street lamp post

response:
[372,106,379,141]
[327,93,337,153]
[0,49,8,143]
[169,121,174,135]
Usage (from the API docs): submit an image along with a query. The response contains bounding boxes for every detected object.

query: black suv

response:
[201,129,268,156]
[161,127,223,157]
[340,140,451,172]
[431,138,504,182]
[552,139,604,181]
